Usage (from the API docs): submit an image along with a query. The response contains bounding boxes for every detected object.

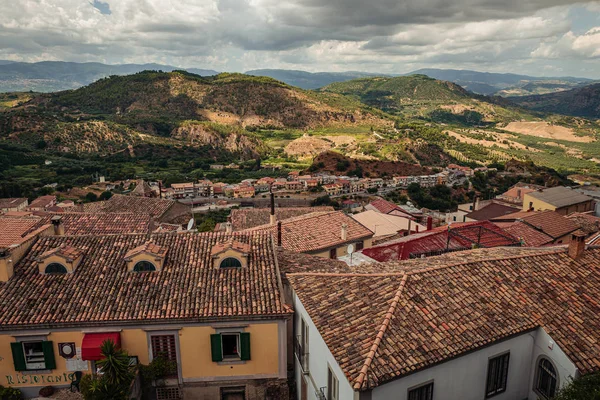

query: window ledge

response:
[217,359,246,366]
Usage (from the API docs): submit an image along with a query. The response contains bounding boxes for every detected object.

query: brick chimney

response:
[426,216,433,231]
[51,215,65,236]
[270,192,276,225]
[0,248,14,282]
[225,222,233,234]
[568,231,586,260]
[341,224,348,241]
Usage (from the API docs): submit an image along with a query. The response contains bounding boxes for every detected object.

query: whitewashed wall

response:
[293,293,355,400]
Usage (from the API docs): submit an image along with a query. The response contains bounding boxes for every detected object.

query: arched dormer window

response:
[45,263,68,275]
[219,257,242,269]
[133,261,156,272]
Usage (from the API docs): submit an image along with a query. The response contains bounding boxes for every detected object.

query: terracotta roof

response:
[352,210,425,238]
[368,199,411,216]
[229,207,334,231]
[246,211,374,254]
[526,186,593,208]
[28,195,56,209]
[34,212,153,236]
[131,180,154,197]
[81,194,179,220]
[362,221,519,261]
[0,231,288,329]
[123,241,169,260]
[567,212,600,235]
[494,210,579,239]
[0,216,49,248]
[0,198,28,210]
[210,239,251,256]
[287,247,600,390]
[494,221,554,247]
[465,202,520,221]
[37,245,83,262]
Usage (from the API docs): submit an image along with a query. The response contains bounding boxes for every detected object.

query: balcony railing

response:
[294,335,309,373]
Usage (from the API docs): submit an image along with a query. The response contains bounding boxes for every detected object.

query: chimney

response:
[0,248,14,282]
[270,192,276,225]
[426,216,433,231]
[473,196,480,211]
[341,224,348,241]
[568,232,586,260]
[407,219,412,235]
[51,215,65,236]
[225,222,233,234]
[277,221,282,247]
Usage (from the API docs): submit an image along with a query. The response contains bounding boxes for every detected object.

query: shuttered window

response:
[408,382,434,400]
[151,335,177,375]
[11,341,56,371]
[486,353,510,397]
[210,332,251,362]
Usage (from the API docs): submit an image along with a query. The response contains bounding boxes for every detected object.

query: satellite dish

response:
[347,244,355,254]
[186,218,195,231]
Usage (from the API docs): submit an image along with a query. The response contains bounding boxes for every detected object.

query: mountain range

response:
[1,61,597,97]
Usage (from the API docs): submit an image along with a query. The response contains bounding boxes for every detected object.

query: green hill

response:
[511,83,600,119]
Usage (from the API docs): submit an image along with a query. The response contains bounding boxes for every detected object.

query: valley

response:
[0,69,599,199]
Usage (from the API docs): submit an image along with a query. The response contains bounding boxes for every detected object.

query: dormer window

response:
[211,239,250,269]
[45,263,67,275]
[219,257,242,269]
[36,245,83,275]
[133,261,156,272]
[124,242,168,272]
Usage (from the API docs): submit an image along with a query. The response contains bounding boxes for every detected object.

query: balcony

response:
[294,335,309,373]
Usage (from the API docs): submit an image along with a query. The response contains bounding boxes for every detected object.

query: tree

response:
[85,192,98,202]
[81,339,133,400]
[99,191,113,201]
[553,372,600,400]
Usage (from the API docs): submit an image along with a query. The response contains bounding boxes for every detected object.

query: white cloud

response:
[532,26,600,59]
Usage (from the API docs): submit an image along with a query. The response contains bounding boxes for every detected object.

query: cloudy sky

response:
[1,0,600,77]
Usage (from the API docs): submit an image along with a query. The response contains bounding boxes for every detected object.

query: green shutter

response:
[210,334,223,362]
[10,342,26,371]
[240,332,251,361]
[42,341,56,370]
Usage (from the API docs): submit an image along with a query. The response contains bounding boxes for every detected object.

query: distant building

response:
[0,198,28,212]
[27,195,57,211]
[523,186,593,215]
[493,210,580,246]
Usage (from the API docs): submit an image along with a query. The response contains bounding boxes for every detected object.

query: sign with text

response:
[5,372,76,386]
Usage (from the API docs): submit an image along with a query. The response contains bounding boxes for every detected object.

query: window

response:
[219,257,242,269]
[133,261,156,272]
[221,386,246,400]
[408,382,434,400]
[329,248,337,259]
[355,241,364,251]
[327,366,339,400]
[45,263,67,274]
[296,318,309,372]
[211,332,250,362]
[150,335,177,376]
[11,340,56,371]
[486,353,510,397]
[535,358,558,399]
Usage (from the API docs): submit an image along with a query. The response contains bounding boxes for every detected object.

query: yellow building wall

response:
[178,324,279,378]
[522,195,556,212]
[311,237,374,259]
[0,329,148,388]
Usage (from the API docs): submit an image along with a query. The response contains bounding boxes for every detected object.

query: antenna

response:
[186,218,194,231]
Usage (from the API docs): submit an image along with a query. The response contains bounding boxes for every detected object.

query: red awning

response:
[81,332,121,361]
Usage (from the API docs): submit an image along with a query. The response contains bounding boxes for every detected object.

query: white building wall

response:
[371,332,535,400]
[528,328,578,400]
[293,293,355,400]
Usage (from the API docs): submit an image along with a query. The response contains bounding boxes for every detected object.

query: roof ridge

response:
[353,273,408,390]
[287,272,406,277]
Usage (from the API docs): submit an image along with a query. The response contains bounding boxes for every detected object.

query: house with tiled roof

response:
[80,194,192,227]
[496,183,544,206]
[0,231,290,398]
[365,199,416,219]
[0,197,28,212]
[287,237,599,400]
[130,179,156,198]
[493,210,579,246]
[27,195,57,211]
[523,186,593,215]
[246,211,374,259]
[360,221,520,262]
[32,212,155,236]
[464,201,520,221]
[229,206,335,231]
